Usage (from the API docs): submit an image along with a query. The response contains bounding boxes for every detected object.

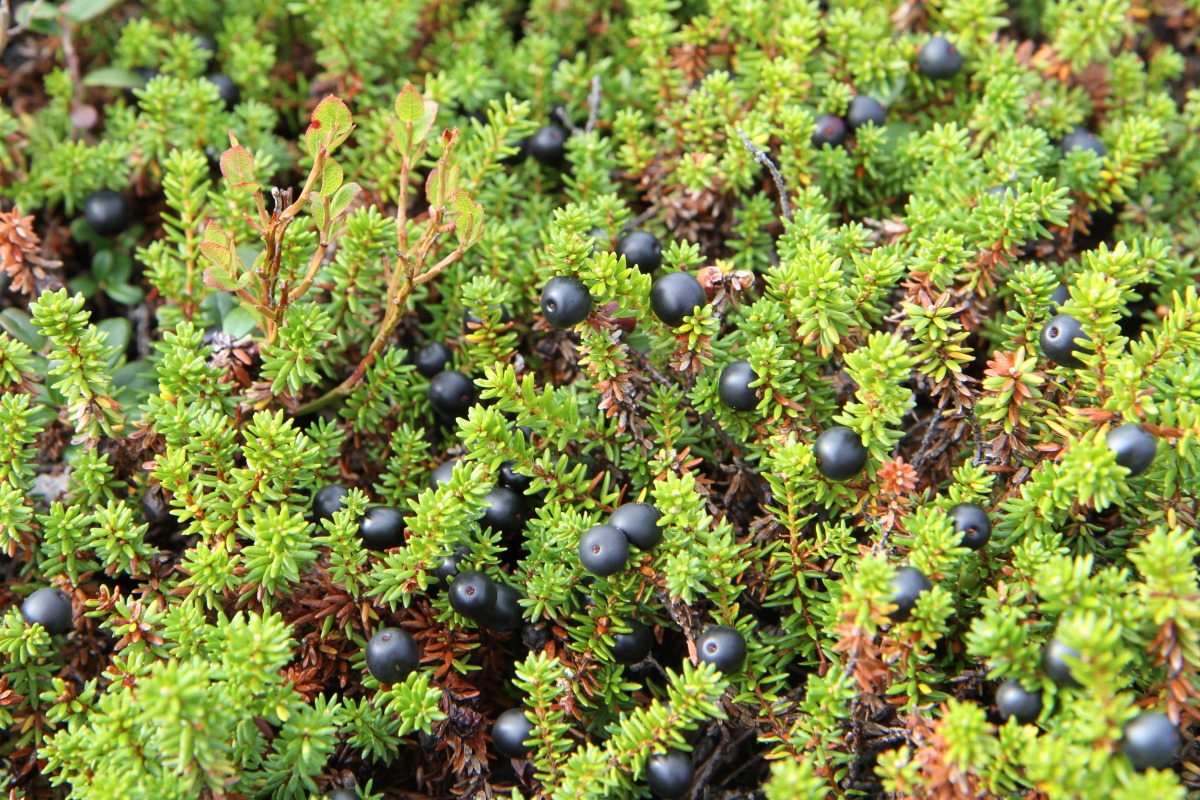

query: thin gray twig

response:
[736,127,791,221]
[584,75,601,134]
[553,105,581,136]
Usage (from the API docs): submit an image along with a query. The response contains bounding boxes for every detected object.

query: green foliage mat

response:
[1,0,1199,798]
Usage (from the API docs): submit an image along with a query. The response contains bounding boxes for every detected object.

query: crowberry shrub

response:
[1,2,1198,800]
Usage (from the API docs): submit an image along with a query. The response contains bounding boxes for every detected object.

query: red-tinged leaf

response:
[395,83,425,124]
[453,190,485,247]
[199,222,234,268]
[203,266,239,291]
[305,95,354,157]
[330,182,362,219]
[220,146,259,191]
[448,187,475,216]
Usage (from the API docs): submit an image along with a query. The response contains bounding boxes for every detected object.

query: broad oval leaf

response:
[305,95,355,157]
[395,83,425,124]
[220,146,259,192]
[320,159,344,197]
[199,222,236,270]
[203,266,239,292]
[330,182,362,220]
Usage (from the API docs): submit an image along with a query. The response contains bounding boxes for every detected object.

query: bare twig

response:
[584,75,602,134]
[57,10,83,122]
[736,127,791,221]
[911,407,943,468]
[625,203,662,232]
[552,104,581,136]
[1,0,45,52]
[969,408,986,466]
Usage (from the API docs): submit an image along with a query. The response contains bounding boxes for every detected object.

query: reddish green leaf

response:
[304,95,355,158]
[220,145,259,192]
[395,83,425,124]
[448,188,475,216]
[199,222,235,269]
[203,266,239,292]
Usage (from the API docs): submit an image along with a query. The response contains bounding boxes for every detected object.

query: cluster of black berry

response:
[991,639,1182,772]
[488,707,701,800]
[1035,293,1161,477]
[578,501,664,576]
[313,484,405,550]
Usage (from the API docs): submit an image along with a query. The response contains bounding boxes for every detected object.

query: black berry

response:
[430,545,470,584]
[357,506,405,550]
[449,570,497,620]
[429,370,476,419]
[1121,712,1181,772]
[1106,423,1157,477]
[498,461,532,494]
[889,566,932,622]
[1042,638,1082,688]
[812,113,847,147]
[1039,313,1089,369]
[948,502,991,550]
[21,587,73,635]
[646,749,694,799]
[84,189,131,236]
[616,230,663,274]
[578,524,630,577]
[206,73,239,109]
[918,35,963,80]
[695,625,747,673]
[813,426,869,481]
[492,707,536,759]
[1061,127,1106,158]
[1050,283,1071,310]
[846,96,887,131]
[718,359,759,412]
[527,123,567,167]
[312,483,349,523]
[430,459,459,489]
[414,342,451,378]
[609,502,663,550]
[364,627,419,685]
[481,487,525,534]
[995,680,1043,724]
[481,581,523,632]
[610,618,652,664]
[541,276,592,328]
[650,271,707,328]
